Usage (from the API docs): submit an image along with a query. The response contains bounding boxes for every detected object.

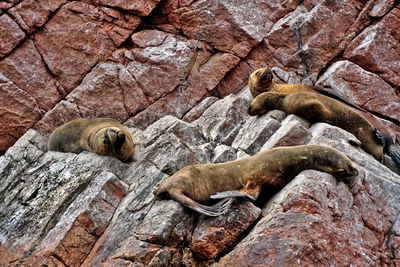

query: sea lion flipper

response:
[169,191,232,216]
[211,183,261,202]
[211,190,254,201]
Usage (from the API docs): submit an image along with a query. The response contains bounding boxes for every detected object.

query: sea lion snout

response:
[107,127,126,155]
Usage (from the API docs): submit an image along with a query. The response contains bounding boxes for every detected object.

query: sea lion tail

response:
[388,144,400,168]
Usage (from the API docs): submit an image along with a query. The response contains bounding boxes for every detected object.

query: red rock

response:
[0,74,41,151]
[8,0,67,33]
[217,170,395,266]
[165,0,271,56]
[33,100,82,138]
[264,1,366,80]
[191,200,261,260]
[127,30,196,103]
[65,61,149,122]
[369,0,396,17]
[0,14,25,57]
[98,0,160,17]
[316,60,400,123]
[32,2,116,91]
[0,39,62,111]
[344,8,400,87]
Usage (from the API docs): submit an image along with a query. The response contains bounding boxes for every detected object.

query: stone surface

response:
[1,1,400,265]
[0,14,25,57]
[344,7,400,87]
[0,73,42,151]
[317,60,400,122]
[2,0,399,153]
[1,91,400,265]
[191,200,261,260]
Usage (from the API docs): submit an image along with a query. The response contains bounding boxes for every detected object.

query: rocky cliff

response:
[1,0,400,152]
[1,0,400,266]
[1,90,400,266]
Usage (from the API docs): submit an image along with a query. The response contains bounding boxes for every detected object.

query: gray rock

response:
[211,144,237,163]
[194,94,250,145]
[232,116,281,155]
[261,119,312,151]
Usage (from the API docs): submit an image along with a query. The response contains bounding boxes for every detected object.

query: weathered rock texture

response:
[1,0,400,265]
[1,0,400,151]
[1,89,400,266]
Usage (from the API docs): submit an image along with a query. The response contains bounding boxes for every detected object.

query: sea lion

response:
[48,118,134,162]
[153,145,358,216]
[248,92,385,161]
[248,67,400,167]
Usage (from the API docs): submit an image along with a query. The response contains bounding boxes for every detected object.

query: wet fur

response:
[48,118,134,162]
[153,145,358,216]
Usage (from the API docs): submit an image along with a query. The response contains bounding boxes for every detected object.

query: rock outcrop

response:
[1,90,400,266]
[1,0,400,151]
[1,0,400,265]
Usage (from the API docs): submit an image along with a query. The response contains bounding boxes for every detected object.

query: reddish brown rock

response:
[316,60,400,123]
[0,39,62,111]
[344,7,400,88]
[8,0,67,33]
[33,100,82,138]
[153,0,272,56]
[0,14,25,57]
[65,61,149,122]
[0,74,41,151]
[127,30,196,103]
[32,2,116,91]
[217,169,400,266]
[191,200,261,260]
[99,0,160,17]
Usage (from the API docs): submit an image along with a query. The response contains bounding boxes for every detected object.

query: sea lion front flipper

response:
[169,191,233,216]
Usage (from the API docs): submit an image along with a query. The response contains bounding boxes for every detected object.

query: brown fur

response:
[48,118,134,162]
[248,67,393,146]
[153,145,358,216]
[248,92,383,160]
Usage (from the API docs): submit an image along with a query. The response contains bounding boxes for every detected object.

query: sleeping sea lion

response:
[153,145,358,216]
[48,118,134,162]
[248,67,400,167]
[248,92,385,160]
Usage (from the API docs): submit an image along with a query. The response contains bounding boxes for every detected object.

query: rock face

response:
[1,0,400,265]
[1,0,399,151]
[1,89,400,266]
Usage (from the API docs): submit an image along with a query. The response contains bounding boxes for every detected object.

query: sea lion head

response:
[248,92,284,116]
[249,67,273,98]
[91,126,134,162]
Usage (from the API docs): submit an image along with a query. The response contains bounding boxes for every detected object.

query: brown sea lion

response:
[248,92,385,160]
[248,67,400,167]
[48,118,134,162]
[153,145,358,216]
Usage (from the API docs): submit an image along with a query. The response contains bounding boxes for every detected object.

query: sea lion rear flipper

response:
[388,145,400,168]
[169,191,233,217]
[211,183,262,202]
